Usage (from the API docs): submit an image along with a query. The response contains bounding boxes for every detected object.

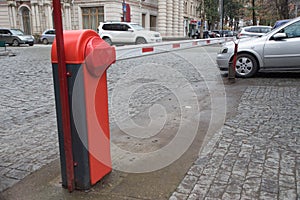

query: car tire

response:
[135,37,147,44]
[42,38,48,45]
[234,53,258,78]
[12,39,19,46]
[103,37,112,46]
[29,43,34,46]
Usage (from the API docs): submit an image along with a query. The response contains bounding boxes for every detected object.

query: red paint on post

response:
[232,42,238,74]
[142,47,154,53]
[173,43,180,48]
[53,0,75,192]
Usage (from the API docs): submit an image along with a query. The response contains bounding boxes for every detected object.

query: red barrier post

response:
[52,0,74,192]
[228,41,238,83]
[51,30,115,190]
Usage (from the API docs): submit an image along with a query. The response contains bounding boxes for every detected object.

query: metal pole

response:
[53,0,75,192]
[221,0,224,36]
[122,0,126,22]
[228,41,238,83]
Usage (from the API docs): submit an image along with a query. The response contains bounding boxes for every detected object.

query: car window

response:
[113,24,124,31]
[0,30,10,35]
[250,27,260,33]
[102,24,112,30]
[282,21,300,38]
[46,30,55,34]
[261,27,271,33]
[244,28,251,32]
[0,30,6,34]
[130,24,144,30]
[10,29,24,35]
[121,24,130,31]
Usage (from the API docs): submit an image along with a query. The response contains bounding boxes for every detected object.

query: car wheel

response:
[12,39,19,46]
[135,37,147,44]
[42,38,48,45]
[234,54,258,78]
[103,37,112,46]
[29,43,34,46]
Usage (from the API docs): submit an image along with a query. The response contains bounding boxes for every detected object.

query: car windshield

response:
[10,29,24,35]
[130,24,144,30]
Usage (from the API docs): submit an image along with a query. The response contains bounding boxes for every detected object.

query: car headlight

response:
[220,47,228,54]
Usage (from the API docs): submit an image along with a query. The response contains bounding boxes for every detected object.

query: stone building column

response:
[35,4,41,33]
[166,0,173,37]
[64,3,71,30]
[178,0,184,37]
[11,6,17,27]
[7,1,16,27]
[173,0,179,37]
[44,2,53,29]
[157,0,167,37]
[31,4,37,33]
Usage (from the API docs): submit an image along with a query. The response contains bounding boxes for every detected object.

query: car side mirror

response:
[128,28,134,32]
[273,32,287,40]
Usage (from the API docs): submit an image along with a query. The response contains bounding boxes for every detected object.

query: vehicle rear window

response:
[250,27,260,33]
[261,27,271,33]
[102,24,123,31]
[46,30,55,34]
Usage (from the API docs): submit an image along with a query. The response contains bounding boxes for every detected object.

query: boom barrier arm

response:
[115,37,233,61]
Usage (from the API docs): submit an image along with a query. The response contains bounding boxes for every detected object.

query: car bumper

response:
[21,40,34,45]
[148,38,162,43]
[216,53,231,69]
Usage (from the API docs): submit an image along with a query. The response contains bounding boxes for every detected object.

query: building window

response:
[184,2,187,14]
[21,7,31,34]
[142,13,146,28]
[150,15,157,31]
[82,7,104,31]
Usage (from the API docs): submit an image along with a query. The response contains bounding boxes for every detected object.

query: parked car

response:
[216,16,300,78]
[272,19,291,29]
[192,31,217,39]
[98,22,162,45]
[40,29,55,44]
[237,25,272,38]
[0,28,34,46]
[191,31,218,39]
[213,30,234,37]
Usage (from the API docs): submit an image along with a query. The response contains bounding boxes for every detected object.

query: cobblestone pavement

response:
[170,82,300,199]
[2,44,300,200]
[0,45,59,192]
[0,44,222,192]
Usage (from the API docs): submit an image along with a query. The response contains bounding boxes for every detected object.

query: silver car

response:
[40,29,55,44]
[216,17,300,78]
[0,28,34,46]
[237,25,272,38]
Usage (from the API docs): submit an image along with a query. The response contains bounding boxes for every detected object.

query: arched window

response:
[21,7,31,34]
[184,2,188,14]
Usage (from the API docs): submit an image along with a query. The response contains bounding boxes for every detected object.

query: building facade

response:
[0,0,201,39]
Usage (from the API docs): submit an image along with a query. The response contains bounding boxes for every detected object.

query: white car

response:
[237,25,272,38]
[98,22,162,45]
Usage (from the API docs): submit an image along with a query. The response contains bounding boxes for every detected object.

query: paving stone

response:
[171,85,300,199]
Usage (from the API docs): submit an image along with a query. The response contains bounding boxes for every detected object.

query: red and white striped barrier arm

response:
[115,37,233,61]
